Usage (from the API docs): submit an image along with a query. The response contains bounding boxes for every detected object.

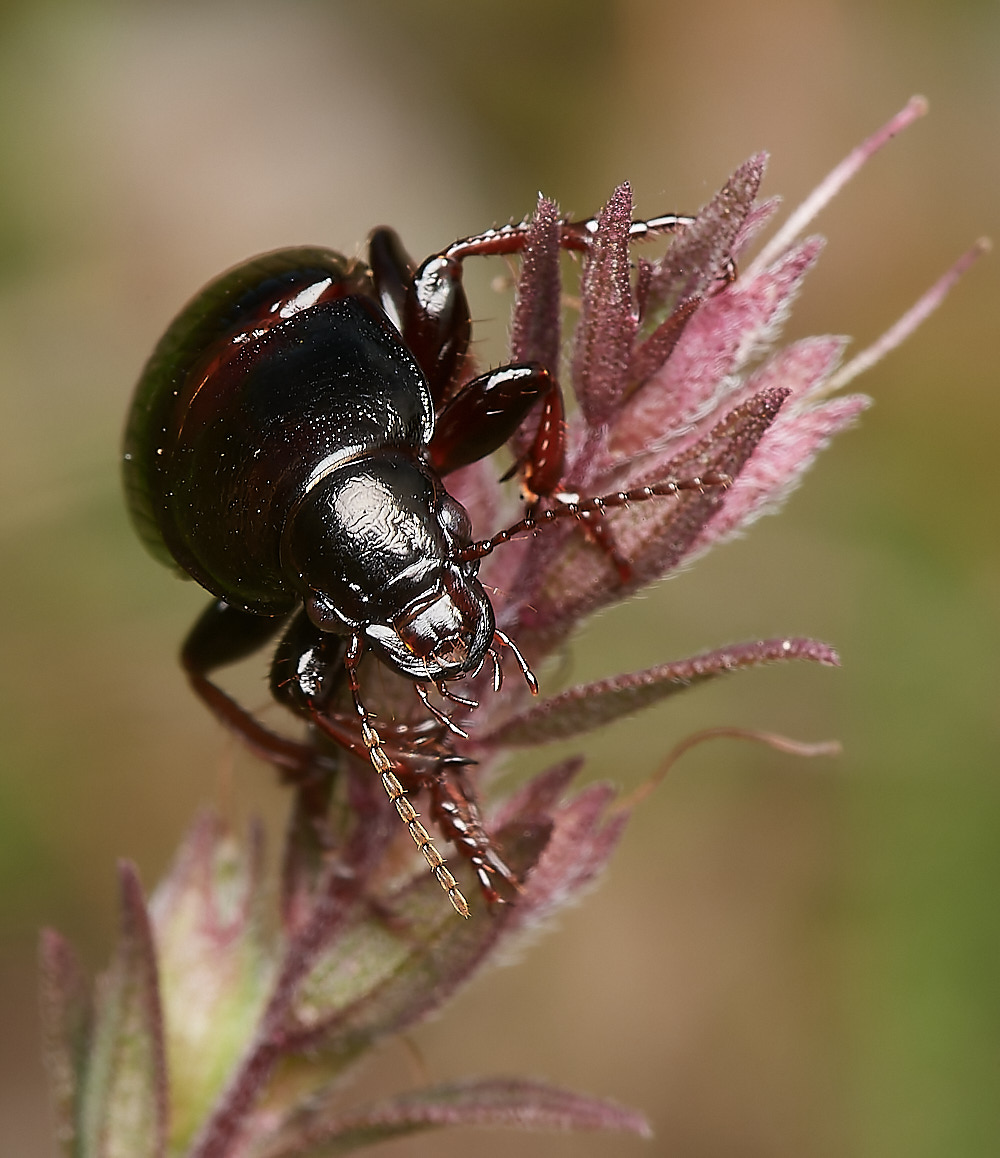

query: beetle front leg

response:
[369,227,472,407]
[421,759,521,905]
[371,212,697,408]
[427,362,564,482]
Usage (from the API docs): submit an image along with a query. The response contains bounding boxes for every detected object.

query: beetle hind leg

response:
[181,598,323,780]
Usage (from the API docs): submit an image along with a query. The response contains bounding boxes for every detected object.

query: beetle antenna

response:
[343,637,471,918]
[457,471,731,563]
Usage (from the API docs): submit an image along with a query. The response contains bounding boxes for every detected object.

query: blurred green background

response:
[1,1,997,1155]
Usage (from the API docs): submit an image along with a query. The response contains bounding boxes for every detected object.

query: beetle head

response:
[366,565,495,681]
[284,455,494,682]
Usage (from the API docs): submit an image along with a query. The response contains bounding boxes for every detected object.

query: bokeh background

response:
[1,2,997,1155]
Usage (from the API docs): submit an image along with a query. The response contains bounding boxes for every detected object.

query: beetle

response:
[123,211,727,915]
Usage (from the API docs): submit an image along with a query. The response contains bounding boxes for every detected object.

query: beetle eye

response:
[438,493,472,546]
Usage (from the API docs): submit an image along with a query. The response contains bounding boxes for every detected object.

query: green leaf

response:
[78,863,168,1158]
[39,929,93,1157]
[250,1077,650,1157]
[149,814,273,1153]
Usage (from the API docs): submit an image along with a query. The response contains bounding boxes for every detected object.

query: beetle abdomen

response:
[123,249,435,613]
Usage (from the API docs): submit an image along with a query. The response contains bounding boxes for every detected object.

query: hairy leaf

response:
[480,637,840,747]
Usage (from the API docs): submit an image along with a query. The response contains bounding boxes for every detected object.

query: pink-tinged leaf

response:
[825,236,991,393]
[633,254,654,319]
[39,929,92,1157]
[743,334,847,402]
[80,863,168,1158]
[750,96,928,275]
[280,853,532,1064]
[732,194,782,257]
[519,388,789,646]
[644,154,767,310]
[491,756,586,824]
[511,195,563,370]
[188,766,402,1158]
[188,871,369,1158]
[509,781,629,929]
[282,780,337,937]
[279,777,624,1064]
[506,197,564,465]
[478,638,840,748]
[572,182,637,426]
[627,295,701,394]
[623,386,790,577]
[693,393,871,553]
[148,814,273,1153]
[612,236,824,457]
[249,1078,650,1157]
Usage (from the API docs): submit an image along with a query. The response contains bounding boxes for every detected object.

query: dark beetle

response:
[123,214,720,914]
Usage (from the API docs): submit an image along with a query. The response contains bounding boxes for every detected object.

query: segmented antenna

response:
[345,633,470,918]
[360,718,471,918]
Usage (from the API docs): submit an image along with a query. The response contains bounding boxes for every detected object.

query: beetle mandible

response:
[123,212,728,916]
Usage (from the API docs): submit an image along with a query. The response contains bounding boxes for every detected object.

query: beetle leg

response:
[410,208,725,490]
[369,226,472,407]
[422,758,521,905]
[437,210,735,288]
[499,384,567,503]
[384,208,712,409]
[269,607,347,716]
[436,681,479,710]
[181,599,320,777]
[427,363,560,477]
[436,210,697,265]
